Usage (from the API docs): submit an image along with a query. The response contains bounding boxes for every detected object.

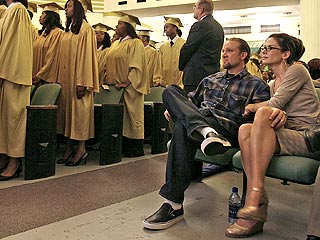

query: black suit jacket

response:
[179,15,224,90]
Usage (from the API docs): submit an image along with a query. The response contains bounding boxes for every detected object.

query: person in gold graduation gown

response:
[0,1,6,19]
[0,0,33,181]
[32,2,64,88]
[56,0,99,166]
[138,30,161,87]
[27,2,39,42]
[105,14,149,157]
[159,17,185,88]
[92,23,112,86]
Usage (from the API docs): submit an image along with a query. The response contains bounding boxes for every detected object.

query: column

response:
[300,0,320,62]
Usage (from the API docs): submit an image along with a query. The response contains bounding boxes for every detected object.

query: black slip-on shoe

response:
[307,236,320,240]
[143,203,184,230]
[201,132,231,156]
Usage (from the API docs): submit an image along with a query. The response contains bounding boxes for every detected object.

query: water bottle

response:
[228,186,241,224]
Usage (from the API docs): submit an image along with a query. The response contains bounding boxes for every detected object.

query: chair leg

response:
[241,171,247,207]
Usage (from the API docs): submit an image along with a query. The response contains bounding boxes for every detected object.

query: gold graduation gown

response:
[57,21,99,140]
[33,28,63,83]
[105,38,149,139]
[0,3,33,157]
[0,5,6,19]
[97,46,109,86]
[246,60,263,79]
[159,37,185,87]
[145,45,161,87]
[31,24,39,42]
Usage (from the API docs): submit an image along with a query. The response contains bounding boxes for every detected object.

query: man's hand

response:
[164,109,171,121]
[76,86,86,99]
[243,103,256,116]
[269,108,287,129]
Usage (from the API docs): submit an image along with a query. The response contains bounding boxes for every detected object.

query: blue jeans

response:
[159,85,237,204]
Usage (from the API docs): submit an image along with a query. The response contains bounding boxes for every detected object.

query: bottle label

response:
[228,205,239,221]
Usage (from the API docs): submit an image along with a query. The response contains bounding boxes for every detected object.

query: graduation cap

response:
[92,23,114,32]
[104,12,141,30]
[78,0,93,12]
[39,2,63,14]
[149,40,158,48]
[27,2,37,13]
[137,29,153,37]
[164,16,184,29]
[119,14,141,30]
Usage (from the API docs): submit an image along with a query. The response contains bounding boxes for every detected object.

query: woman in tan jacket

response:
[226,33,320,238]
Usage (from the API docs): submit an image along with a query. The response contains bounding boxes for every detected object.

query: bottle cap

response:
[232,187,238,193]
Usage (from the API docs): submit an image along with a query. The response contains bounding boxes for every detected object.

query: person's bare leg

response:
[247,107,278,208]
[238,124,253,191]
[63,138,74,159]
[71,140,87,164]
[0,157,21,177]
[0,154,9,170]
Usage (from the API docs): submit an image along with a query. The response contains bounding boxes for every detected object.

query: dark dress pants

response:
[159,85,234,204]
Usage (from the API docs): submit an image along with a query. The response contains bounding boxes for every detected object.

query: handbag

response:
[304,124,320,153]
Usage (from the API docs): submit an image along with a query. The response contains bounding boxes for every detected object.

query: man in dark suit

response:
[179,0,224,93]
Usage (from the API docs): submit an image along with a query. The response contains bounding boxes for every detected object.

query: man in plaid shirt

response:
[143,38,270,230]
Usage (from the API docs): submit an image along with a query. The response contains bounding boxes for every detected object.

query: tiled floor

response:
[1,146,313,240]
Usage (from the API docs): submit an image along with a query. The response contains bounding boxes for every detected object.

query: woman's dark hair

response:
[39,11,64,36]
[125,22,139,39]
[308,58,320,80]
[228,37,251,63]
[268,33,305,65]
[100,32,111,49]
[65,0,87,34]
[0,0,7,6]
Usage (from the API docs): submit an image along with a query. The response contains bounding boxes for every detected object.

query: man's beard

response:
[223,62,232,70]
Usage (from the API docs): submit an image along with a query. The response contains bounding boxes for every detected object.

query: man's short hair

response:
[228,37,251,64]
[198,0,214,15]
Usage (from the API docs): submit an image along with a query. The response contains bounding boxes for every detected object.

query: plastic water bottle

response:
[228,187,241,224]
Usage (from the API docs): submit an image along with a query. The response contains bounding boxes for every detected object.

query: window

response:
[118,1,127,5]
[261,24,280,32]
[223,26,251,34]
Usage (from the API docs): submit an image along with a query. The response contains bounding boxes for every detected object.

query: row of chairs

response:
[24,84,168,180]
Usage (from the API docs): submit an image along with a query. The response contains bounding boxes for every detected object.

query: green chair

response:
[30,85,36,99]
[144,86,169,154]
[31,83,61,105]
[25,83,61,180]
[94,86,124,165]
[233,87,320,205]
[94,85,124,104]
[144,86,165,102]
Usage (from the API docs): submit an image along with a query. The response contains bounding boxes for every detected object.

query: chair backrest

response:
[315,87,320,99]
[144,86,165,102]
[94,85,124,104]
[31,83,61,105]
[30,85,36,96]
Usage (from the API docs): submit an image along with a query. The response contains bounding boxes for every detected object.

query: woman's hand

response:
[32,76,41,85]
[76,86,86,99]
[269,108,287,129]
[115,80,131,89]
[164,109,171,121]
